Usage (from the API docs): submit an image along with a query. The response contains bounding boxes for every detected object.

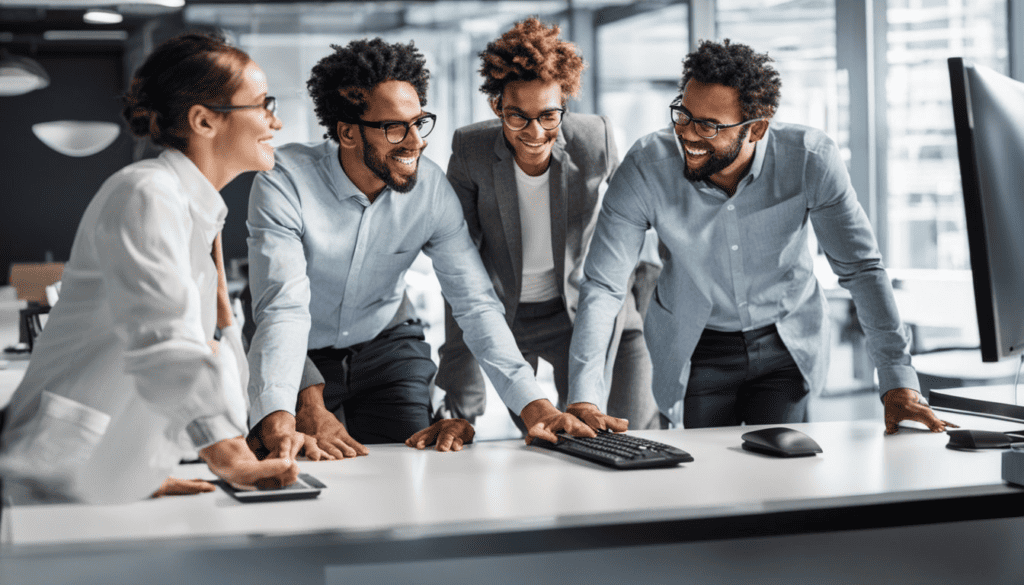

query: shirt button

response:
[727,204,735,211]
[342,331,349,336]
[731,245,739,251]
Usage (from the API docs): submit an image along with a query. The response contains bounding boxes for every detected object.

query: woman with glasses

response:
[0,31,320,504]
[435,18,660,433]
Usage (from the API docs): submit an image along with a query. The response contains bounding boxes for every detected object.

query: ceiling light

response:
[0,49,49,97]
[84,10,124,25]
[32,121,121,157]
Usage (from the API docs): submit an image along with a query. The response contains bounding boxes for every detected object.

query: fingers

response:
[436,430,456,452]
[559,415,598,438]
[341,435,370,456]
[273,434,294,461]
[301,435,334,462]
[526,422,559,444]
[585,413,628,433]
[405,427,433,450]
[152,478,217,498]
[251,458,300,490]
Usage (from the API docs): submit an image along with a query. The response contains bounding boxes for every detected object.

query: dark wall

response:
[0,50,132,284]
[221,171,257,267]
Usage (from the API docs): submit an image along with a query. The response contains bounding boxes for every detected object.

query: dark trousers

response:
[683,324,808,428]
[308,321,436,444]
[504,297,575,435]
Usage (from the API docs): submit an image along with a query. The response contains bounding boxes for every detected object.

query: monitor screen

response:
[948,58,1024,362]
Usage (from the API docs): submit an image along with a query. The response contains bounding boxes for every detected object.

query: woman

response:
[0,31,319,504]
[435,18,660,432]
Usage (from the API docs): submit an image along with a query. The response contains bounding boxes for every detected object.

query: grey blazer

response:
[436,113,637,418]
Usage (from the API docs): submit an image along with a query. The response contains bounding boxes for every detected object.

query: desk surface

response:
[5,413,1023,555]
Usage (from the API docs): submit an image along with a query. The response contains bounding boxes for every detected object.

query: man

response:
[245,38,594,458]
[566,39,956,434]
[436,18,659,432]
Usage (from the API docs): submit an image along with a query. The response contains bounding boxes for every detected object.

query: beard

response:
[682,126,748,183]
[360,128,419,194]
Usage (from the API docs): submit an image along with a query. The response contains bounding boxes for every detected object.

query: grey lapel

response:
[492,132,523,294]
[548,131,569,297]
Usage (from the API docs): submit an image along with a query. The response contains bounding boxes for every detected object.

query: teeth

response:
[685,147,708,156]
[394,156,416,165]
[522,141,544,147]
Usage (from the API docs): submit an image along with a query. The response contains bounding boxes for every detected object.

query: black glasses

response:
[204,96,277,116]
[500,108,565,131]
[349,112,436,144]
[670,99,762,139]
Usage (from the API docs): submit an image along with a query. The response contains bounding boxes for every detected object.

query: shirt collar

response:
[324,140,378,204]
[158,149,227,244]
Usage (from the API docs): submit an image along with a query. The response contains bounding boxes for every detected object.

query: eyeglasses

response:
[500,108,565,131]
[204,96,277,116]
[669,99,762,139]
[349,112,436,144]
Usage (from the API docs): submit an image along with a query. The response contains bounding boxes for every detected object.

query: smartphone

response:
[218,473,326,503]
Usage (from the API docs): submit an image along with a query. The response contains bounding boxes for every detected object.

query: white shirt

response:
[513,162,559,302]
[0,149,245,503]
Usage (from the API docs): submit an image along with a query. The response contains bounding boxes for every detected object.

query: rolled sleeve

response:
[246,168,314,424]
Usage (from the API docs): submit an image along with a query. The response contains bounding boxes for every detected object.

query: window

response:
[886,0,1008,270]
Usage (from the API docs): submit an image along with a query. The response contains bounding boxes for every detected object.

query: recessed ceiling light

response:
[83,10,124,25]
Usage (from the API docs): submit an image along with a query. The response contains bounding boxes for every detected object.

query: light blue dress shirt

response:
[569,123,919,422]
[246,140,546,425]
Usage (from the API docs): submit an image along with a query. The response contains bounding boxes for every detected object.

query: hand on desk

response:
[883,387,960,435]
[248,410,334,461]
[200,436,300,489]
[151,477,216,498]
[405,419,474,451]
[567,402,629,433]
[295,383,369,459]
[520,399,599,444]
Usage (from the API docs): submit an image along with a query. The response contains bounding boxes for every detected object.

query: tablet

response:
[218,473,326,503]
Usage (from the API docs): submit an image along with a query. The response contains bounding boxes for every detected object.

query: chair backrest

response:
[8,263,63,306]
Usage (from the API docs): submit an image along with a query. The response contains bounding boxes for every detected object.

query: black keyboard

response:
[530,430,694,469]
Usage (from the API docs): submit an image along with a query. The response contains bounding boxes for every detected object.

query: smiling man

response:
[566,39,956,435]
[245,39,596,458]
[435,18,659,434]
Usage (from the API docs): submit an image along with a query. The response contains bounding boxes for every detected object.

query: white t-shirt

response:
[514,162,560,303]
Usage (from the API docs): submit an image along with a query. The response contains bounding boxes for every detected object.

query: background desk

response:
[3,414,1024,585]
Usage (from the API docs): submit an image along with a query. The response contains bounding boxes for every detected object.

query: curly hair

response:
[680,39,781,120]
[122,30,250,152]
[478,17,585,105]
[306,38,430,142]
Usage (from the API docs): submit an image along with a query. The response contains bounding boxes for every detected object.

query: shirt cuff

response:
[186,414,244,450]
[497,377,549,418]
[249,384,300,428]
[877,365,921,400]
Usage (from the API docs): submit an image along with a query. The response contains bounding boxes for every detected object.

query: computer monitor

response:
[948,58,1024,363]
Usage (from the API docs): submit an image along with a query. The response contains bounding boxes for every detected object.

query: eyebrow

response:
[679,105,725,125]
[504,106,562,115]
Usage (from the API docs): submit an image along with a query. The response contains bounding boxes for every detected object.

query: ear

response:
[489,97,501,118]
[188,104,220,140]
[749,118,770,143]
[336,121,360,150]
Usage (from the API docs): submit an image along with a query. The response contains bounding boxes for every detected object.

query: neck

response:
[515,156,550,177]
[709,144,756,197]
[186,148,239,191]
[339,146,384,203]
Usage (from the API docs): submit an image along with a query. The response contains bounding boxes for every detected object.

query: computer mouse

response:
[741,427,822,458]
[945,429,1024,450]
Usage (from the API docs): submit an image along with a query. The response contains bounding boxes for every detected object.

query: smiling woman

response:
[0,31,301,505]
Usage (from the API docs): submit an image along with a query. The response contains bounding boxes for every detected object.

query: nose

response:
[402,124,426,150]
[270,112,284,131]
[675,118,700,142]
[522,118,545,138]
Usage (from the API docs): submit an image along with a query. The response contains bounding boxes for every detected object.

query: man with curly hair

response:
[245,39,596,458]
[435,17,659,433]
[567,39,955,435]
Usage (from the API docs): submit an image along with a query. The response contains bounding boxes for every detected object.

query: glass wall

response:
[885,0,1008,271]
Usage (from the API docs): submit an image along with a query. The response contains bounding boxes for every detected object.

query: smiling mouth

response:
[684,143,709,157]
[391,153,419,167]
[519,138,547,148]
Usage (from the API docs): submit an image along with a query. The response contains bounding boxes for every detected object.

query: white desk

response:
[4,413,1024,585]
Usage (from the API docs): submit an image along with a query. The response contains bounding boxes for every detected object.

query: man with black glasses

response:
[246,39,596,459]
[435,18,659,435]
[566,39,955,435]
